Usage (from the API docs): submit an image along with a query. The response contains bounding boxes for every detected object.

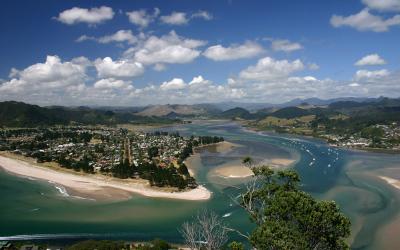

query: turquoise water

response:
[1,121,400,249]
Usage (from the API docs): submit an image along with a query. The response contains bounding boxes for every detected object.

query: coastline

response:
[0,155,211,202]
[184,141,241,177]
[185,140,296,179]
[241,122,400,154]
[379,176,400,190]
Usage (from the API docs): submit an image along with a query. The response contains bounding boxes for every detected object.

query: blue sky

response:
[0,0,399,106]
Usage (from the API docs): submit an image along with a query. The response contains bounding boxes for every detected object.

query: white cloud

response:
[330,8,400,32]
[362,0,400,12]
[271,39,303,52]
[77,30,137,44]
[303,76,317,81]
[308,63,320,70]
[94,57,144,78]
[94,78,132,89]
[160,78,187,90]
[203,41,264,61]
[354,69,390,81]
[0,55,91,105]
[1,55,88,91]
[188,75,211,88]
[123,31,206,65]
[160,10,213,25]
[126,8,160,28]
[160,12,188,25]
[56,6,114,25]
[192,11,213,20]
[239,57,305,81]
[355,53,386,66]
[153,63,166,71]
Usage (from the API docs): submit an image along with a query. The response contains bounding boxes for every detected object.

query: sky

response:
[0,0,399,106]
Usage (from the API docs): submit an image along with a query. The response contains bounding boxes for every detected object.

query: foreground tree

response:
[180,210,229,250]
[238,162,351,249]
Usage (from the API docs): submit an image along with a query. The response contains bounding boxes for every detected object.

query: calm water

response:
[1,121,400,249]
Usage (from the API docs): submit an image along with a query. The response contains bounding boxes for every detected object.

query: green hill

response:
[220,107,252,119]
[0,101,178,127]
[270,107,311,119]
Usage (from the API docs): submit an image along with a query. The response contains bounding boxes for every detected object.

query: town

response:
[0,126,224,189]
[248,116,400,152]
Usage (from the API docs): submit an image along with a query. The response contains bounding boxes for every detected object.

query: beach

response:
[379,176,400,190]
[0,155,211,201]
[185,140,296,179]
[212,165,254,178]
[184,141,241,177]
[209,157,295,179]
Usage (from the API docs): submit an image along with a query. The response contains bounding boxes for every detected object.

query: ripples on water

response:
[1,121,400,249]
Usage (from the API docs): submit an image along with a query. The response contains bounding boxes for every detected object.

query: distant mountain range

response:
[212,97,384,111]
[0,101,177,127]
[0,96,399,127]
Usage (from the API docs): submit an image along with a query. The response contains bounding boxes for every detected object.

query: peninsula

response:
[0,126,224,200]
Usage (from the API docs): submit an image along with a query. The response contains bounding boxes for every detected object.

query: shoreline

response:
[379,176,400,190]
[241,123,400,154]
[0,155,211,202]
[185,140,296,179]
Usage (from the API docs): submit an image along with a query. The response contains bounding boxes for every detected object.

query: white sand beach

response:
[379,176,400,190]
[209,157,296,179]
[185,141,241,177]
[0,156,211,201]
[212,165,254,178]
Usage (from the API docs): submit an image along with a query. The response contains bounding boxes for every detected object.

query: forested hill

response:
[0,101,178,127]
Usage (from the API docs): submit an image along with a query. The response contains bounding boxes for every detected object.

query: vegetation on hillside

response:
[0,101,178,127]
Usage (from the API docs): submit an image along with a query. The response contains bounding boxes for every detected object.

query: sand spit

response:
[0,156,211,202]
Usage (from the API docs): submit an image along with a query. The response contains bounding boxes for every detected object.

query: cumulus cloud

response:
[354,69,390,81]
[140,76,246,104]
[123,31,206,65]
[308,63,320,70]
[0,55,143,106]
[239,57,305,81]
[330,8,400,32]
[0,55,92,105]
[94,57,144,78]
[56,6,114,25]
[160,78,187,90]
[271,39,303,52]
[203,41,264,61]
[355,53,386,66]
[0,55,88,92]
[94,78,132,89]
[77,30,138,44]
[126,8,160,28]
[362,0,400,12]
[160,12,188,25]
[192,11,213,20]
[160,10,213,25]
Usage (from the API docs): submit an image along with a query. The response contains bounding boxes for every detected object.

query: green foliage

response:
[241,163,351,250]
[66,240,126,250]
[228,241,244,250]
[271,106,311,119]
[135,239,170,250]
[242,156,254,168]
[361,126,384,139]
[221,107,253,119]
[147,146,159,158]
